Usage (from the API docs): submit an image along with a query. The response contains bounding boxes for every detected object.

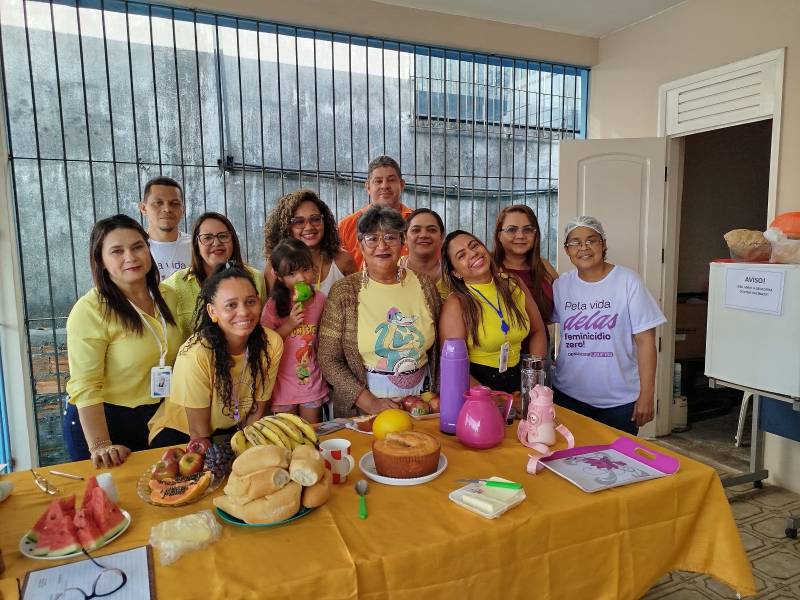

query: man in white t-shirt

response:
[139,176,192,280]
[552,216,666,434]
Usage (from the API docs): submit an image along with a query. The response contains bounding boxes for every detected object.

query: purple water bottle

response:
[439,338,470,435]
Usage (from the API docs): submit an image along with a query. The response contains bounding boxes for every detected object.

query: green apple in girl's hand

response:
[292,281,313,303]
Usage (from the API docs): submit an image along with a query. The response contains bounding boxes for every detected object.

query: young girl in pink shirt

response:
[261,238,328,423]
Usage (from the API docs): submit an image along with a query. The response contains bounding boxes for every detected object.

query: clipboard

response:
[20,545,156,600]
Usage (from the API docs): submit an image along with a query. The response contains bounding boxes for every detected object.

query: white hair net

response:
[563,216,606,242]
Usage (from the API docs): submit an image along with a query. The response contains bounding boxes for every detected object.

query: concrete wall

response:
[678,120,771,294]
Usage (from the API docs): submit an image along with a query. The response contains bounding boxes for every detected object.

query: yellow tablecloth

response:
[0,410,756,599]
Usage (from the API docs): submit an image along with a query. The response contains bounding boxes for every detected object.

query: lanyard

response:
[130,294,168,367]
[232,350,250,423]
[469,284,510,336]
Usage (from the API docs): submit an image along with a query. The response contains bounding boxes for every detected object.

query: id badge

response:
[151,366,172,398]
[498,342,510,373]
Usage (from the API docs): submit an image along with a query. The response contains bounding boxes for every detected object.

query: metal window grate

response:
[0,0,588,465]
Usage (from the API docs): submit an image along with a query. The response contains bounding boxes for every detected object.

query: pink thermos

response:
[439,338,470,435]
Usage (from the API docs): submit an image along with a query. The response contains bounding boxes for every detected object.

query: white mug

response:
[319,439,355,484]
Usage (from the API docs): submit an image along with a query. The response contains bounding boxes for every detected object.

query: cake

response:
[352,414,377,432]
[372,431,441,478]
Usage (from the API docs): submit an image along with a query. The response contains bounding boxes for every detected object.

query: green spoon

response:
[355,479,369,520]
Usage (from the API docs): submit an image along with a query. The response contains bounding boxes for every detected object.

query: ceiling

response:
[372,0,686,38]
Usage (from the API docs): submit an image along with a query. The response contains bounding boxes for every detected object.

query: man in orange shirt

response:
[338,155,413,269]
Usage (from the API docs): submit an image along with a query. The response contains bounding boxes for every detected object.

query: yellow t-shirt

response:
[436,277,450,301]
[148,327,283,440]
[66,286,183,409]
[162,265,267,341]
[467,278,529,368]
[356,272,435,374]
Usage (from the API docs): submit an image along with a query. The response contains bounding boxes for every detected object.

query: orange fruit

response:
[372,409,413,440]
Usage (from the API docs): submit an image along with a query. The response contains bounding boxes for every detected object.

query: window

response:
[0,0,588,465]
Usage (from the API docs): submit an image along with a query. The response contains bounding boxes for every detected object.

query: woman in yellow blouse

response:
[439,230,547,394]
[149,262,283,446]
[65,214,183,468]
[162,212,266,340]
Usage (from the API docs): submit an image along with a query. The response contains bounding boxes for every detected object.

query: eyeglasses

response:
[565,238,603,249]
[54,550,128,599]
[31,469,59,495]
[197,231,232,246]
[359,233,403,248]
[500,225,538,237]
[289,214,324,228]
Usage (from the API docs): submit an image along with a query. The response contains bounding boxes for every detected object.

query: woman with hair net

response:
[551,216,666,434]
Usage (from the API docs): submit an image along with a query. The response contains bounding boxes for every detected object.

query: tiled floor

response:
[642,410,800,599]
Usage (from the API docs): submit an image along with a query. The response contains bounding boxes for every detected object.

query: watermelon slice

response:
[82,484,126,545]
[73,506,104,551]
[26,496,75,542]
[32,496,80,557]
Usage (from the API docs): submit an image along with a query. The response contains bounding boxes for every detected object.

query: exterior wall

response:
[157,0,598,67]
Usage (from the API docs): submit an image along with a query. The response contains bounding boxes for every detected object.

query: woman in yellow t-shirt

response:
[149,262,283,446]
[162,212,266,341]
[65,214,182,469]
[439,230,547,394]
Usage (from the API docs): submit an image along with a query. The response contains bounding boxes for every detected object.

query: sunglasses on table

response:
[289,214,324,228]
[53,549,128,599]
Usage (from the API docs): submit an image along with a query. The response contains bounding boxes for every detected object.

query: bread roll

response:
[224,467,290,503]
[290,455,325,487]
[291,444,321,461]
[302,468,332,508]
[213,481,301,524]
[232,445,291,476]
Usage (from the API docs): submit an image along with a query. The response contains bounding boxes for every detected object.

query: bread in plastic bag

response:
[149,509,221,566]
[763,227,800,264]
[723,229,771,261]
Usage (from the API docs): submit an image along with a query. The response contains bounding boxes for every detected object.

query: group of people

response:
[64,155,665,469]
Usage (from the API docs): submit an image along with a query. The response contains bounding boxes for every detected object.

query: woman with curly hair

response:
[263,189,356,295]
[439,230,547,394]
[149,262,283,446]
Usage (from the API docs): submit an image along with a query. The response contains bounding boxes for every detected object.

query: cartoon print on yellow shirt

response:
[374,307,424,374]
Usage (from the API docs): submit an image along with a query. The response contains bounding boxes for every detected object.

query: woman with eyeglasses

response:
[163,212,266,340]
[64,214,183,467]
[318,205,441,417]
[263,189,356,295]
[440,230,547,394]
[403,208,449,299]
[493,205,558,325]
[552,216,666,434]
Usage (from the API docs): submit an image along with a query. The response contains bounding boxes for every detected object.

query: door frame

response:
[654,49,784,436]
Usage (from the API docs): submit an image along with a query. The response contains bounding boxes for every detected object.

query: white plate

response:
[359,452,447,486]
[410,412,439,421]
[19,509,132,560]
[345,421,373,435]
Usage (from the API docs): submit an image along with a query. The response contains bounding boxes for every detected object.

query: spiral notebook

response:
[540,437,680,493]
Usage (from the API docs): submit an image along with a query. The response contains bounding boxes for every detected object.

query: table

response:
[0,410,756,600]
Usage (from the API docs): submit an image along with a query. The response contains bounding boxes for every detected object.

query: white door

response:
[557,137,668,438]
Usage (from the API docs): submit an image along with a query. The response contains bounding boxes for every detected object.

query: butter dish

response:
[448,477,526,519]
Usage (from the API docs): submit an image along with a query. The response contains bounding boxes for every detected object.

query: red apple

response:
[151,460,179,482]
[407,399,430,417]
[186,438,212,457]
[178,452,204,477]
[161,447,185,464]
[401,395,421,412]
[428,395,440,413]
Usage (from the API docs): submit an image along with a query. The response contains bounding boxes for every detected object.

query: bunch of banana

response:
[231,413,318,456]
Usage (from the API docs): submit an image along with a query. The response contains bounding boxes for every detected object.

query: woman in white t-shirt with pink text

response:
[552,216,666,435]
